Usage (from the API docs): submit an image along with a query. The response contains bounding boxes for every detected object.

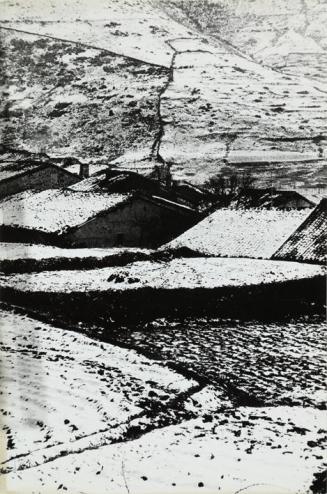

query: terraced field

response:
[1,307,326,494]
[108,316,327,408]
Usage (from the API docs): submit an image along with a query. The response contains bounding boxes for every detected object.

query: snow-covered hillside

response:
[161,0,327,82]
[159,37,327,186]
[0,0,326,188]
[0,29,169,161]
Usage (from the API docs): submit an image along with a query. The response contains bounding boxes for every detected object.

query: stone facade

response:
[0,164,80,199]
[64,196,199,248]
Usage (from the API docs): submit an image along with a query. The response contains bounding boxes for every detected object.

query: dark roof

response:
[237,188,315,209]
[272,199,327,264]
[0,145,50,163]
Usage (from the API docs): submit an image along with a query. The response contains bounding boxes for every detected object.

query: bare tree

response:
[202,171,256,209]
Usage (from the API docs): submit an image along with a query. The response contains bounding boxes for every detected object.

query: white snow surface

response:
[0,189,129,233]
[0,0,194,66]
[1,258,324,293]
[166,208,310,259]
[0,308,195,465]
[4,405,326,494]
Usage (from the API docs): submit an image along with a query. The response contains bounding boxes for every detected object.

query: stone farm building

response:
[236,188,315,209]
[0,159,81,198]
[0,189,200,248]
[272,199,327,264]
[165,207,311,259]
[71,169,209,209]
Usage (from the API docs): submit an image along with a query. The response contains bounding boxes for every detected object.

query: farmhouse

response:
[0,160,81,198]
[236,188,315,209]
[71,169,210,209]
[165,207,311,259]
[272,199,327,264]
[0,189,200,248]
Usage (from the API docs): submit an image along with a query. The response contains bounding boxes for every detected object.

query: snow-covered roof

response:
[0,189,129,234]
[69,173,107,192]
[150,195,195,212]
[165,208,310,259]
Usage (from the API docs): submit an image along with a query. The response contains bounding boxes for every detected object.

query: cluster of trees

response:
[202,171,256,209]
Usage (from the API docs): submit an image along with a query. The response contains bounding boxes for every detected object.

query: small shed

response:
[272,199,327,264]
[0,160,81,198]
[0,189,200,248]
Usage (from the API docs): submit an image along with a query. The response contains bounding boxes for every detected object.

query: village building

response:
[0,189,200,248]
[236,187,315,209]
[272,199,327,264]
[0,160,82,199]
[165,207,311,259]
[71,168,210,209]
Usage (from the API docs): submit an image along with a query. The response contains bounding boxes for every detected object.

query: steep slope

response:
[0,29,169,161]
[0,0,326,188]
[158,38,327,187]
[160,0,327,83]
[0,0,194,66]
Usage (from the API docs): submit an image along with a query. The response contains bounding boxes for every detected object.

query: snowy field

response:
[1,308,325,494]
[108,316,327,409]
[4,407,326,494]
[0,308,196,473]
[0,257,324,293]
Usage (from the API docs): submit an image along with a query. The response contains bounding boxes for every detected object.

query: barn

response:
[71,170,210,209]
[236,188,315,209]
[165,207,311,259]
[0,160,81,198]
[272,199,327,264]
[0,189,200,248]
